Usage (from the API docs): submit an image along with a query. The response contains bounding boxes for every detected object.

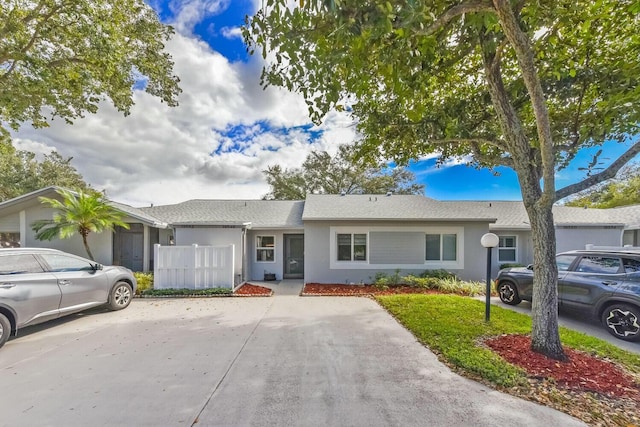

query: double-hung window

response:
[498,236,517,263]
[337,233,367,261]
[425,234,457,261]
[256,236,275,262]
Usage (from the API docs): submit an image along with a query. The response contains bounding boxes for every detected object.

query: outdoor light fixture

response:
[481,233,499,322]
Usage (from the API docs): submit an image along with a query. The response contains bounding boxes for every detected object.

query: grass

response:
[376,294,640,386]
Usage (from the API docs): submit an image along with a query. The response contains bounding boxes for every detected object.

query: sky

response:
[11,0,639,207]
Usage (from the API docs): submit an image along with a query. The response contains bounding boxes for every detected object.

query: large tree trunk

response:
[523,199,566,360]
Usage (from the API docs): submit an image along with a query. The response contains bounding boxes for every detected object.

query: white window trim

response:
[329,226,464,270]
[498,235,518,263]
[336,232,368,263]
[256,235,276,263]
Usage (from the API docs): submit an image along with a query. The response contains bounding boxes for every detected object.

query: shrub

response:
[134,272,154,295]
[499,263,524,270]
[435,277,486,296]
[419,269,456,280]
[141,287,232,296]
[402,275,440,289]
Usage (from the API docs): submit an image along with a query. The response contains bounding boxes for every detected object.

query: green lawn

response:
[376,294,640,387]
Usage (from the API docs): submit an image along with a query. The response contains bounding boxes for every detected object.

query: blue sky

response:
[12,0,638,206]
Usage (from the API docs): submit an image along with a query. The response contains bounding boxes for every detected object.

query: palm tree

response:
[32,188,129,260]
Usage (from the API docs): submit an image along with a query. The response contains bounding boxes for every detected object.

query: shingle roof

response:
[302,194,498,222]
[441,201,629,230]
[140,200,305,228]
[108,201,169,228]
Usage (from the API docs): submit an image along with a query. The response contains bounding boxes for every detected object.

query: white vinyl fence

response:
[154,244,236,290]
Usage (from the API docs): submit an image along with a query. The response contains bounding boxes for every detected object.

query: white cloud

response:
[11,30,359,206]
[220,26,243,39]
[169,0,230,34]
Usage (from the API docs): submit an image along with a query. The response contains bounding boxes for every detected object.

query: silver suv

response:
[0,248,137,349]
[496,250,640,342]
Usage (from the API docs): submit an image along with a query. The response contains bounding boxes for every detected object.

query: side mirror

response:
[527,264,534,270]
[91,263,104,271]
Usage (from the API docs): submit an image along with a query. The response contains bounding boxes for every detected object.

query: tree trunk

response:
[81,232,95,261]
[524,200,566,361]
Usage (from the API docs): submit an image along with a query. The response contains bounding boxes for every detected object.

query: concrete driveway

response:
[0,290,585,426]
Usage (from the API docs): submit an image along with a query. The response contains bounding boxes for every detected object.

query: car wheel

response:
[108,282,133,311]
[601,304,640,342]
[497,281,522,305]
[0,313,11,349]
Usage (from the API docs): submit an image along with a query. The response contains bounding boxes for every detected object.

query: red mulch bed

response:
[235,283,272,296]
[303,283,439,296]
[486,334,640,400]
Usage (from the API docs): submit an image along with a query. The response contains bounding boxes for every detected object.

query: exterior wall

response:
[303,220,491,283]
[491,230,534,272]
[555,226,623,253]
[174,227,243,282]
[23,205,114,264]
[246,229,303,281]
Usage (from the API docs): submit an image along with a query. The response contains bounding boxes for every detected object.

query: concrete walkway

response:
[0,286,586,426]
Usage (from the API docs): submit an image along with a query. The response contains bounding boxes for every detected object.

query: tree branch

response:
[555,139,640,201]
[414,0,494,37]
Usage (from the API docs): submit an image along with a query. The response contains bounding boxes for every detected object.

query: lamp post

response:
[481,233,499,322]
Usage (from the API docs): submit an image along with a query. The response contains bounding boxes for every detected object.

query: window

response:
[498,236,517,262]
[0,255,44,275]
[556,255,577,271]
[40,254,94,272]
[256,236,275,262]
[337,233,367,261]
[576,256,622,274]
[425,234,457,261]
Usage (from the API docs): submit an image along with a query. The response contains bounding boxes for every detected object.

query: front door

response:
[283,234,304,279]
[114,224,144,271]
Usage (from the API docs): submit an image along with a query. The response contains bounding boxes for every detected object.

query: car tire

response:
[0,313,11,349]
[107,282,133,311]
[497,281,522,305]
[601,304,640,342]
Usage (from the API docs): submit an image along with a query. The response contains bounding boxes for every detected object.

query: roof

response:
[141,199,305,228]
[108,201,169,229]
[441,201,628,230]
[301,194,498,222]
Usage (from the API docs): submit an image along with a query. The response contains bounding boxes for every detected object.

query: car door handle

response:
[602,281,617,286]
[0,283,15,289]
[59,280,71,286]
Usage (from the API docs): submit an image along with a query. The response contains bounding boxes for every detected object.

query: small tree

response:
[32,189,129,261]
[264,144,424,199]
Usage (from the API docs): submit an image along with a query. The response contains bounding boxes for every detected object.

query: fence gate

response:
[153,244,236,290]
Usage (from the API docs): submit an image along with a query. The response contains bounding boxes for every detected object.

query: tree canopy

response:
[0,0,181,137]
[565,163,640,208]
[245,0,640,359]
[0,139,89,202]
[32,188,129,261]
[263,144,424,199]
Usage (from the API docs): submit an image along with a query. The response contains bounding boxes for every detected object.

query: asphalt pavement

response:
[0,286,589,427]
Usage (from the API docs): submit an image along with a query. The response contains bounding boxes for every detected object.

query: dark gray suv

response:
[0,248,137,349]
[496,250,640,342]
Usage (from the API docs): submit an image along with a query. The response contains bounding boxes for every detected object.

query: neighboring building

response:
[1,187,639,282]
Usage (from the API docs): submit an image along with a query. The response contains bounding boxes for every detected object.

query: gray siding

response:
[555,226,623,253]
[246,229,303,281]
[304,220,491,283]
[369,232,424,264]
